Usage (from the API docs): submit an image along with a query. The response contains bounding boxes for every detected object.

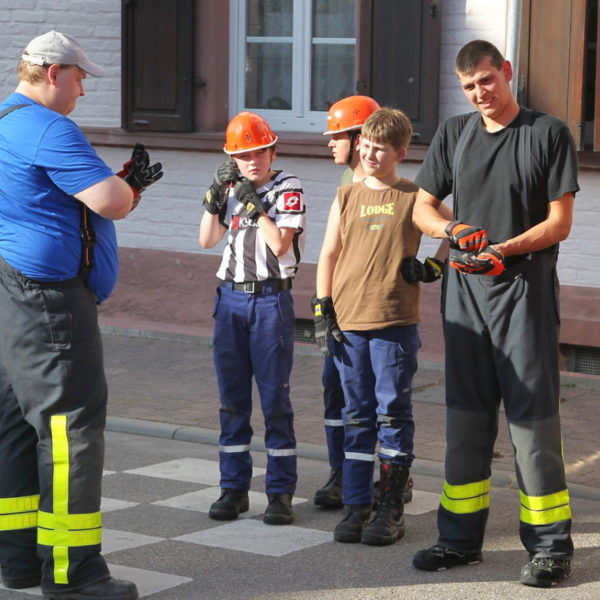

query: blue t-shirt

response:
[0,93,118,303]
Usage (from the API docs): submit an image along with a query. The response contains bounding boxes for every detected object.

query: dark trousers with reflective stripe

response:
[334,325,419,505]
[212,286,297,494]
[0,256,109,591]
[439,253,573,558]
[322,353,345,470]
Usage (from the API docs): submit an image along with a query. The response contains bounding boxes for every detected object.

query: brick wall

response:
[0,0,121,127]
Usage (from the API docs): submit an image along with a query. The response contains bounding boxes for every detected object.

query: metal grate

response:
[294,318,316,344]
[564,345,600,376]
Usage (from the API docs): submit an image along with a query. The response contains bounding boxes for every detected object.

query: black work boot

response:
[263,493,293,525]
[208,489,249,521]
[361,460,410,546]
[373,475,413,508]
[334,504,372,543]
[313,467,342,508]
[43,576,138,600]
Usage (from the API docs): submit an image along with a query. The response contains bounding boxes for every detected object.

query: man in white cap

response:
[0,31,162,600]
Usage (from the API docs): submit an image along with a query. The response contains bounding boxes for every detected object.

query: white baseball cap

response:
[21,30,106,77]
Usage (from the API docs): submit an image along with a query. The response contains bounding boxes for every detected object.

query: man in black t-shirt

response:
[410,40,578,588]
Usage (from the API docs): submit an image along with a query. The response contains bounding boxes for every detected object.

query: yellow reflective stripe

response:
[50,415,70,584]
[520,489,570,511]
[53,547,69,584]
[38,511,102,531]
[0,511,37,530]
[440,479,491,515]
[520,489,572,525]
[521,504,572,526]
[38,526,102,548]
[50,415,69,515]
[0,494,40,513]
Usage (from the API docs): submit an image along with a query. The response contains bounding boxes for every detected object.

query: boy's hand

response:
[203,184,227,215]
[400,256,444,283]
[312,296,343,356]
[445,220,488,253]
[214,160,241,187]
[117,143,163,199]
[233,179,268,220]
[203,161,241,216]
[448,246,505,276]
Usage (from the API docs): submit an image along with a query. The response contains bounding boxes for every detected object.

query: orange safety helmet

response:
[223,111,278,155]
[323,95,381,135]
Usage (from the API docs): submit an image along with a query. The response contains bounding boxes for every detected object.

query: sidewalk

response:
[100,323,600,497]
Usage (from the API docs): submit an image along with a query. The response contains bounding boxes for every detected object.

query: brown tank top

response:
[333,179,422,330]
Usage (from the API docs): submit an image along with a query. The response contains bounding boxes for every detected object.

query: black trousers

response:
[438,251,573,558]
[0,256,110,592]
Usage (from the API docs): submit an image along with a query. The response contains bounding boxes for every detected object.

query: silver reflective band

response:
[218,444,250,453]
[266,448,297,457]
[324,419,344,427]
[379,448,408,458]
[344,452,375,462]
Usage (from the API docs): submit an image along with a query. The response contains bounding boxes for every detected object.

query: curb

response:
[106,416,600,502]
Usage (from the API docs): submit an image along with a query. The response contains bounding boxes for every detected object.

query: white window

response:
[230,0,356,132]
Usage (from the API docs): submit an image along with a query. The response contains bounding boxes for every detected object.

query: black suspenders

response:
[0,103,96,277]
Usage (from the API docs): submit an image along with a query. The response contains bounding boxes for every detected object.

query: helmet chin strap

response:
[347,131,360,166]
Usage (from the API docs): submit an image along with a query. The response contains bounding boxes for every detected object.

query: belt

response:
[219,279,292,294]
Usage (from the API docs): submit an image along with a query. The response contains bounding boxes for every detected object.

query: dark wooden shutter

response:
[519,0,587,148]
[122,0,194,132]
[357,0,441,144]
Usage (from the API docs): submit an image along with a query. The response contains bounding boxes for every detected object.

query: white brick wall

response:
[0,0,121,127]
[1,0,598,288]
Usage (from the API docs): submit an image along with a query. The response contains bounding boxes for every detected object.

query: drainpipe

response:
[505,0,523,102]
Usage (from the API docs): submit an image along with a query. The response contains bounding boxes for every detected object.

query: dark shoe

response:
[413,544,483,571]
[314,467,342,508]
[209,489,249,521]
[520,556,571,587]
[362,461,409,546]
[333,504,372,543]
[2,572,41,589]
[43,577,138,600]
[263,493,293,525]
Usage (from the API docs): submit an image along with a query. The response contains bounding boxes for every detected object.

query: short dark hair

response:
[361,107,412,150]
[455,40,505,75]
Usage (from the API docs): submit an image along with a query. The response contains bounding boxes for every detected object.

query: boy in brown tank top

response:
[314,107,447,547]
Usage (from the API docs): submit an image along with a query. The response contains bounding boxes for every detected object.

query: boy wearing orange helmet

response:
[199,112,306,526]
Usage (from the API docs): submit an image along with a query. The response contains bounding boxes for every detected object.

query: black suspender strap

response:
[0,104,28,119]
[0,102,96,277]
[451,112,481,219]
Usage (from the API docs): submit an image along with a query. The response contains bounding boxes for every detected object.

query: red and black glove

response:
[400,256,444,283]
[311,296,343,356]
[445,220,488,253]
[203,161,241,215]
[448,246,505,276]
[117,143,163,205]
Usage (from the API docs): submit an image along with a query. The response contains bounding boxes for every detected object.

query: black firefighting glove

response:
[233,178,268,221]
[117,143,163,203]
[448,246,505,276]
[445,220,488,253]
[203,161,241,215]
[400,256,444,283]
[312,295,343,356]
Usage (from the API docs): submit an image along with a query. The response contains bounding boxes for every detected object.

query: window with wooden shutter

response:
[122,0,195,132]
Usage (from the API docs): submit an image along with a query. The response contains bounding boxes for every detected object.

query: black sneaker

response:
[208,489,249,521]
[263,493,293,525]
[2,573,41,589]
[520,556,571,587]
[413,544,483,571]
